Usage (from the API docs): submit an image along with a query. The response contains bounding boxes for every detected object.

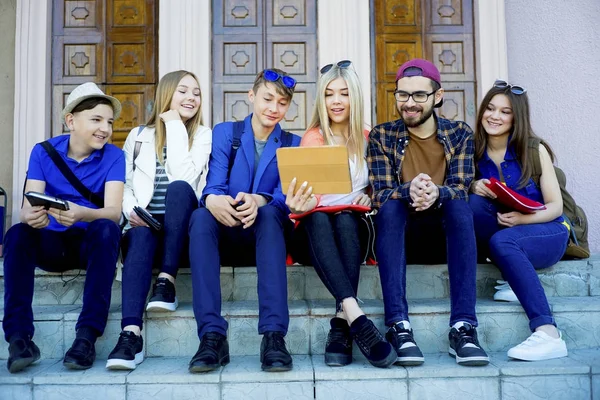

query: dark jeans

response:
[189,204,292,338]
[293,211,362,305]
[3,220,120,341]
[375,199,478,327]
[121,181,197,329]
[470,194,569,331]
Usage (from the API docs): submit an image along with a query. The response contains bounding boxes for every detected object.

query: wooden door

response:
[374,0,476,128]
[212,0,317,135]
[52,0,158,148]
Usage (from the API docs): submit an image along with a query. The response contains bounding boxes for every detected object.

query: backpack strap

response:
[132,125,145,172]
[280,130,294,148]
[40,141,104,208]
[528,137,543,187]
[228,121,245,174]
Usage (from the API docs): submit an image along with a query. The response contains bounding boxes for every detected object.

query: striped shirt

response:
[147,146,169,214]
[367,115,475,209]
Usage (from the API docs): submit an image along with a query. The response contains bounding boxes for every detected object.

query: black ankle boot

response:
[325,317,352,366]
[350,315,396,368]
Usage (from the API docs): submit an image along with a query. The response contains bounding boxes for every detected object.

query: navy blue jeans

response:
[292,211,362,305]
[3,220,120,341]
[470,194,569,331]
[375,199,478,327]
[189,204,292,338]
[120,181,197,329]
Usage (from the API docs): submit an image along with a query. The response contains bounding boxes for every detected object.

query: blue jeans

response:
[292,211,362,305]
[120,181,197,329]
[189,204,292,338]
[3,220,120,341]
[375,199,478,327]
[470,194,569,331]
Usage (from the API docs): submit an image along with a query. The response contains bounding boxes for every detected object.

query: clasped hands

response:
[409,173,439,212]
[206,192,260,229]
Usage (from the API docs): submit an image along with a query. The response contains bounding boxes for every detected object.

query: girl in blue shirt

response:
[469,81,569,361]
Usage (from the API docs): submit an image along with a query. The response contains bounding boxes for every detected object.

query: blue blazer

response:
[201,114,301,214]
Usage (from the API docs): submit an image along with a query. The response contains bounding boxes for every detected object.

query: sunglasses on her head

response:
[262,69,297,89]
[320,60,352,74]
[494,79,527,95]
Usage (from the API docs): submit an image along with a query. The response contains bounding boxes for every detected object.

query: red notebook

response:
[290,204,371,220]
[485,177,546,214]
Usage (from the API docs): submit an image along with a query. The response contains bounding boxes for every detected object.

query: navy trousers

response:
[189,204,291,338]
[3,219,120,341]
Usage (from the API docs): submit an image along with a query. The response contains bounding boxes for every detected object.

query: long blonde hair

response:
[146,70,203,163]
[308,64,365,169]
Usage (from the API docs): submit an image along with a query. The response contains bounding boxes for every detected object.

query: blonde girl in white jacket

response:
[106,70,212,370]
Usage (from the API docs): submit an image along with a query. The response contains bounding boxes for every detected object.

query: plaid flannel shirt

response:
[367,115,475,209]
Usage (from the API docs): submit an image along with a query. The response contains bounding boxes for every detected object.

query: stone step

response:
[1,297,599,362]
[1,350,598,400]
[1,257,598,305]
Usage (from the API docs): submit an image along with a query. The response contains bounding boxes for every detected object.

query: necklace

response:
[328,127,350,147]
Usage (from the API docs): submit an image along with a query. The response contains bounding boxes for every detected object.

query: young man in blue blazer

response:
[188,68,301,373]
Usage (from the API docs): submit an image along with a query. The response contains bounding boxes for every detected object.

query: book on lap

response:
[485,177,546,214]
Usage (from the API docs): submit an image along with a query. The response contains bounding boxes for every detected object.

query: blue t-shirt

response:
[27,135,126,231]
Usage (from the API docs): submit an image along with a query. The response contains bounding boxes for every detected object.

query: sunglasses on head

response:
[320,60,352,74]
[262,69,297,89]
[494,79,527,95]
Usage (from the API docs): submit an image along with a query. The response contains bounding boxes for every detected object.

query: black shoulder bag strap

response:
[132,125,145,172]
[40,141,104,208]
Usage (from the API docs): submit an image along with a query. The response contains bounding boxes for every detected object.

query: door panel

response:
[212,0,317,135]
[52,0,158,146]
[374,0,476,128]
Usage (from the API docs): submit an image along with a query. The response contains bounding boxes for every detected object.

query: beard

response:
[399,104,435,128]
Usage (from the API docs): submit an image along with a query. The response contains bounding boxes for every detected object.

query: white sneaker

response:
[493,280,518,302]
[507,331,568,361]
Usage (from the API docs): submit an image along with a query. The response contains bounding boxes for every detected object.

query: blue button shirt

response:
[477,143,544,203]
[27,135,126,231]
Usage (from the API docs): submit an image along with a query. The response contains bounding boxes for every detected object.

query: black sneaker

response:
[146,277,178,312]
[106,331,144,370]
[349,315,396,368]
[63,338,96,370]
[260,331,293,372]
[189,332,230,373]
[386,321,424,366]
[324,317,352,366]
[448,322,489,366]
[7,333,40,373]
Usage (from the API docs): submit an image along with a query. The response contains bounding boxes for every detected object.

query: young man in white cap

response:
[2,82,125,372]
[368,59,489,367]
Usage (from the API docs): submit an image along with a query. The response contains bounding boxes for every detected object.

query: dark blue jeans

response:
[470,194,569,331]
[189,204,292,338]
[375,199,478,327]
[292,211,362,305]
[3,220,120,341]
[121,181,197,329]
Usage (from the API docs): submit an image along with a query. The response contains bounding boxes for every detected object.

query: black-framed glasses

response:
[263,69,297,89]
[393,90,437,103]
[493,79,527,95]
[320,60,352,74]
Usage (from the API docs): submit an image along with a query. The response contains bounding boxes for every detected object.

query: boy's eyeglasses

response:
[263,69,297,89]
[393,90,437,103]
[494,79,527,95]
[320,60,352,74]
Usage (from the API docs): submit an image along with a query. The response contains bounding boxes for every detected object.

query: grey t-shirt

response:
[254,137,268,174]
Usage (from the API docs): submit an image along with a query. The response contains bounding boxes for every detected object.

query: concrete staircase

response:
[0,257,598,399]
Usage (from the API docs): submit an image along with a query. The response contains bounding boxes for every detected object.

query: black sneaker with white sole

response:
[146,277,178,312]
[448,322,489,366]
[386,321,424,366]
[106,330,144,370]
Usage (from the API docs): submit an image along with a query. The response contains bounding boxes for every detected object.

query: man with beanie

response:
[2,82,124,372]
[367,59,489,366]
